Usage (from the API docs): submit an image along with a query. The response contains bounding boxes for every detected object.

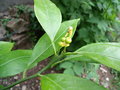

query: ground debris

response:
[6,18,29,33]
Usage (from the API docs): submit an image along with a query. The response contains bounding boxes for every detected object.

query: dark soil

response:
[0,59,61,90]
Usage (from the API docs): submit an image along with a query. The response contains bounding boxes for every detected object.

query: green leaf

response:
[0,41,14,55]
[59,61,73,69]
[63,68,75,75]
[58,54,95,64]
[34,0,62,41]
[28,19,80,67]
[41,74,106,90]
[97,20,108,31]
[75,43,120,71]
[97,2,103,10]
[0,50,32,77]
[73,62,84,76]
[112,0,119,4]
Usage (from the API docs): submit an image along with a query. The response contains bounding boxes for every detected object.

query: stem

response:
[22,70,27,79]
[63,47,66,53]
[65,52,79,55]
[2,66,49,90]
[1,74,38,90]
[2,55,63,90]
[22,44,57,78]
[51,40,57,56]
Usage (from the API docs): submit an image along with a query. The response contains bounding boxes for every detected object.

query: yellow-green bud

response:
[58,42,65,47]
[69,26,73,31]
[65,43,70,47]
[65,37,72,44]
[61,37,66,42]
[68,26,73,37]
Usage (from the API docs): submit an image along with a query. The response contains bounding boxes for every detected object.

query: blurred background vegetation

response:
[51,0,120,51]
[51,0,120,89]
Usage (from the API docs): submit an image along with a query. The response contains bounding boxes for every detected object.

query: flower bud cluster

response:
[58,26,73,47]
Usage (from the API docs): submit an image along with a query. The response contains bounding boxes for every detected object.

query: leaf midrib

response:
[42,75,64,89]
[28,22,73,66]
[76,51,120,61]
[77,43,120,51]
[76,51,120,69]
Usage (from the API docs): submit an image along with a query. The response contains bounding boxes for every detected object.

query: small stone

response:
[11,34,26,41]
[36,80,39,83]
[0,25,6,39]
[22,85,27,90]
[6,18,29,33]
[0,13,4,18]
[14,76,18,80]
[106,77,109,81]
[16,84,20,87]
[51,70,55,73]
[38,86,40,90]
[100,67,107,73]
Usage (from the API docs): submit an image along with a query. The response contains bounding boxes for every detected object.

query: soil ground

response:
[0,59,61,90]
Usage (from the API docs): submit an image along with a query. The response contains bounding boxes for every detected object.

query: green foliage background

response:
[52,0,120,51]
[50,1,120,89]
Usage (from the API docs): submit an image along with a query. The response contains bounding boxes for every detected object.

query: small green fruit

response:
[65,37,72,44]
[61,37,66,42]
[65,44,70,47]
[58,42,65,47]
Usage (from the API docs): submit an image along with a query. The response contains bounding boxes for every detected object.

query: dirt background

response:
[0,0,33,12]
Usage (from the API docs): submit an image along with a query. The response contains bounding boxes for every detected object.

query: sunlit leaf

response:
[34,0,62,41]
[41,74,106,90]
[27,19,79,67]
[0,41,14,55]
[0,50,32,77]
[64,43,120,71]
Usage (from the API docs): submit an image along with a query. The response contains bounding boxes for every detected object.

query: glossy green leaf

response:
[63,55,95,63]
[0,41,14,55]
[0,50,32,77]
[41,74,106,90]
[76,43,120,71]
[28,19,79,67]
[70,43,120,71]
[34,0,62,41]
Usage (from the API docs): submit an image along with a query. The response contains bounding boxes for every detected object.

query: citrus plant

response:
[0,0,120,90]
